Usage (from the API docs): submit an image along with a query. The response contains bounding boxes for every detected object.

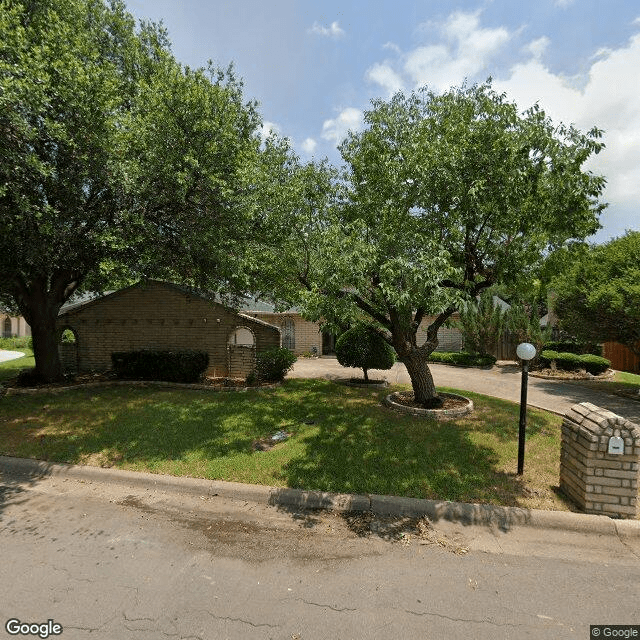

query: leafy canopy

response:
[552,231,640,355]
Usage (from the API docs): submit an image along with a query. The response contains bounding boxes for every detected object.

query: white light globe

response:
[516,342,537,361]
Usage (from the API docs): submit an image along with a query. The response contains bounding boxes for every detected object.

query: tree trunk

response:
[363,368,369,382]
[18,287,66,383]
[401,349,442,408]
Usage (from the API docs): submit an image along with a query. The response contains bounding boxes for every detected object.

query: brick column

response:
[560,402,640,518]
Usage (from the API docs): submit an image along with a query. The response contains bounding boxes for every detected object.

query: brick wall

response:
[417,315,464,352]
[55,281,281,378]
[245,312,323,356]
[560,402,640,518]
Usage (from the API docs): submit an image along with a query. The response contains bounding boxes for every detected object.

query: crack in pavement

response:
[404,609,536,628]
[201,611,279,629]
[298,599,358,613]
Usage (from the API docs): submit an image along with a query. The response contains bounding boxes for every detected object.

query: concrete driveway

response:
[0,349,24,362]
[289,357,640,423]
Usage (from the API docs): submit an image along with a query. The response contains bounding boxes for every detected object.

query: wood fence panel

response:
[603,342,640,373]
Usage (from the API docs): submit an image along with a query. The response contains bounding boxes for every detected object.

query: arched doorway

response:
[2,317,12,338]
[58,327,79,373]
[227,326,256,378]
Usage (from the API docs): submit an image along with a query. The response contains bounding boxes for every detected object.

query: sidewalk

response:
[290,357,640,423]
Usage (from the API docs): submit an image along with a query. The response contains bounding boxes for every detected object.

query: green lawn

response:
[0,349,34,383]
[0,378,570,512]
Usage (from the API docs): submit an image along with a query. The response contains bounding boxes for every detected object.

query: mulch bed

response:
[391,391,469,411]
[530,368,614,381]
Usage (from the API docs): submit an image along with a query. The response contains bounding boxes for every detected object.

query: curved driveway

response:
[289,357,640,424]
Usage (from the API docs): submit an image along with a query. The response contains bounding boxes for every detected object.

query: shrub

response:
[428,351,496,368]
[542,341,602,356]
[15,368,47,387]
[540,350,611,375]
[0,336,33,350]
[579,354,611,375]
[456,291,507,357]
[253,347,297,382]
[111,350,209,383]
[335,325,395,381]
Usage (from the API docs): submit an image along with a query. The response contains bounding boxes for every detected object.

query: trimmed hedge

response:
[540,350,610,375]
[252,347,297,383]
[335,325,395,379]
[111,350,209,383]
[427,351,497,368]
[542,341,603,357]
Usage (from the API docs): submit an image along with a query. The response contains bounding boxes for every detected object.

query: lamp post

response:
[516,342,536,476]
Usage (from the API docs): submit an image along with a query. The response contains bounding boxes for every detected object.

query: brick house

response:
[0,311,31,338]
[240,296,463,356]
[55,280,281,378]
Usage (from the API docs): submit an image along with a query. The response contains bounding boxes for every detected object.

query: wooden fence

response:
[602,342,640,373]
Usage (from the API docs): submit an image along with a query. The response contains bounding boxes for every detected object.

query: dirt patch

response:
[391,391,469,411]
[530,368,614,381]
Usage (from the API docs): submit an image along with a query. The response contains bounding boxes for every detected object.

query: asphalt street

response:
[1,472,640,640]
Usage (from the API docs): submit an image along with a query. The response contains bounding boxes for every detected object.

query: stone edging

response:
[4,379,280,396]
[335,378,389,389]
[383,391,473,418]
[529,368,616,381]
[2,455,638,535]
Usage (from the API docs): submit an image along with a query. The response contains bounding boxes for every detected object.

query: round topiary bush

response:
[335,325,395,382]
[253,347,297,382]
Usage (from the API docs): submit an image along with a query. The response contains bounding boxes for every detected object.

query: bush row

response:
[428,351,497,368]
[111,350,209,383]
[542,341,602,357]
[539,350,610,375]
[0,336,33,350]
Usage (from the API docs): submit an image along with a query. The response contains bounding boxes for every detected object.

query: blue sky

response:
[127,0,640,243]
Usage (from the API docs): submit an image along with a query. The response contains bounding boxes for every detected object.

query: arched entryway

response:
[227,326,256,378]
[58,327,79,373]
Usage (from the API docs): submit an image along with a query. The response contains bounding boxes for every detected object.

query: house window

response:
[228,326,255,347]
[281,318,295,351]
[2,317,12,338]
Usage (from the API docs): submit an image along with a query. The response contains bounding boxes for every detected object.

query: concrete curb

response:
[2,455,638,537]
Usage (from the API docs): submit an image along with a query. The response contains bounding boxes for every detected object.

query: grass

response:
[0,349,34,383]
[563,369,640,396]
[0,378,571,512]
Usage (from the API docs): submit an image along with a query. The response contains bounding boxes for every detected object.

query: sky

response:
[127,0,640,244]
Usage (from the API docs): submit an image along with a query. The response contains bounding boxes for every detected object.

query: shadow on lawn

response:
[1,380,537,508]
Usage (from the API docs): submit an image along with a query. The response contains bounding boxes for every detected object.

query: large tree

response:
[258,82,606,407]
[0,0,264,381]
[552,231,640,355]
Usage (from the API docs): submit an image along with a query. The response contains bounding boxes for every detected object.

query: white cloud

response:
[260,121,281,139]
[366,10,511,94]
[365,62,404,97]
[301,137,317,154]
[525,36,550,60]
[309,21,345,39]
[493,29,640,240]
[554,0,575,7]
[321,107,363,145]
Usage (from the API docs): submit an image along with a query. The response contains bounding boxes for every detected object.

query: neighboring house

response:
[55,280,281,378]
[0,311,31,338]
[241,296,464,355]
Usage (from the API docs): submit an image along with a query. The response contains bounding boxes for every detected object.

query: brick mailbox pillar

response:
[560,402,640,518]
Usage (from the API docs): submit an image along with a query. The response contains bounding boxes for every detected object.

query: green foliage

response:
[111,350,209,383]
[456,291,507,357]
[0,0,269,381]
[506,300,550,360]
[258,80,605,404]
[427,351,497,368]
[0,336,32,350]
[253,347,297,383]
[552,231,640,356]
[542,341,602,356]
[539,350,610,375]
[335,325,396,380]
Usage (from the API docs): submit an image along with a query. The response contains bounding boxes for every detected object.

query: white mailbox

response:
[608,436,625,455]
